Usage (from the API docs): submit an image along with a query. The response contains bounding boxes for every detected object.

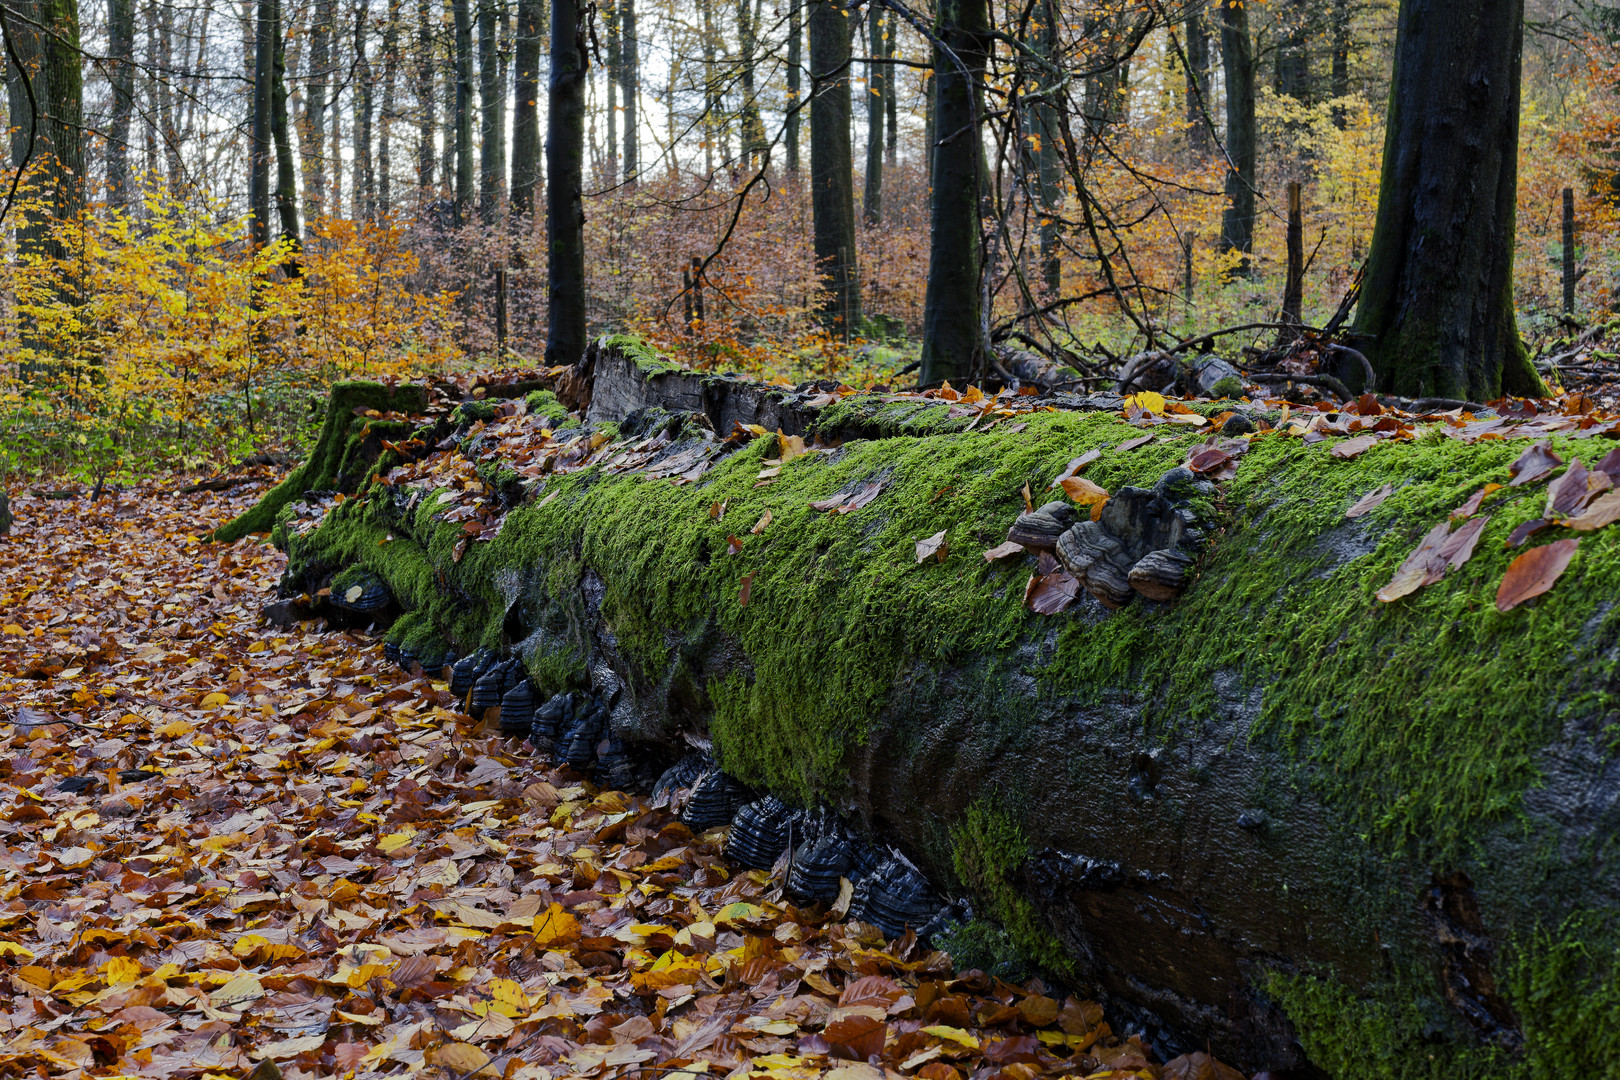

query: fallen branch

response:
[179,475,272,494]
[1326,344,1377,392]
[1246,371,1353,401]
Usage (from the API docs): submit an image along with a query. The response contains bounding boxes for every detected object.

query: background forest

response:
[0,0,1616,478]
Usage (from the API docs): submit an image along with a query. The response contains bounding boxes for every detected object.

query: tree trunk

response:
[1218,0,1254,275]
[785,0,801,175]
[918,0,987,384]
[305,0,334,221]
[862,5,883,226]
[1274,0,1308,103]
[378,0,401,215]
[107,0,135,209]
[415,0,435,190]
[1183,0,1209,154]
[453,0,474,225]
[478,0,505,219]
[354,2,375,220]
[605,0,618,183]
[621,0,637,179]
[250,0,274,251]
[738,0,764,169]
[809,0,859,339]
[156,0,180,194]
[1025,0,1060,297]
[1350,0,1543,399]
[272,0,302,249]
[700,0,717,175]
[546,0,587,363]
[885,25,896,166]
[512,0,544,213]
[1331,0,1349,128]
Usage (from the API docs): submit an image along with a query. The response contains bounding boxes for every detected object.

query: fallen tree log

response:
[223,339,1620,1078]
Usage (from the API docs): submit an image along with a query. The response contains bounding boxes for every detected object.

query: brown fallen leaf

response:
[1375,516,1491,602]
[726,534,744,555]
[915,530,948,564]
[1566,490,1620,531]
[1161,1051,1246,1080]
[1186,445,1236,479]
[1060,476,1110,507]
[750,510,772,534]
[1451,483,1502,520]
[1346,483,1394,519]
[1331,434,1379,460]
[1509,442,1563,486]
[1496,539,1579,611]
[1506,518,1553,547]
[1024,569,1080,615]
[1050,449,1101,489]
[1116,433,1156,452]
[1546,460,1592,517]
[982,540,1026,562]
[835,481,885,515]
[738,574,754,607]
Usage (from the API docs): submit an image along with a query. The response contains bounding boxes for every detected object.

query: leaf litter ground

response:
[0,483,1246,1080]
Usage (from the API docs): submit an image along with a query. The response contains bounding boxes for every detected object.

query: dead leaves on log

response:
[1497,539,1580,611]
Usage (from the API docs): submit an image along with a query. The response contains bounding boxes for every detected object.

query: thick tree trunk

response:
[621,0,637,178]
[249,0,274,251]
[305,0,334,221]
[107,0,135,208]
[512,0,544,213]
[1183,0,1208,154]
[1217,0,1254,274]
[785,0,801,175]
[1273,0,1308,103]
[862,5,883,227]
[546,0,587,363]
[919,0,988,384]
[478,0,505,220]
[453,0,474,225]
[809,0,859,339]
[1350,0,1543,399]
[415,0,435,191]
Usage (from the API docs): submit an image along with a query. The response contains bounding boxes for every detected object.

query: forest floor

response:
[0,481,1251,1080]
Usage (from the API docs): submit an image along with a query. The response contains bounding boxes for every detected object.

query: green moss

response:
[1502,916,1620,1078]
[604,333,685,376]
[214,380,427,542]
[949,802,1076,980]
[525,389,577,429]
[1211,375,1244,398]
[456,399,499,424]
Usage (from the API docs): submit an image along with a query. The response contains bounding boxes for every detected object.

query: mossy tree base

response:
[233,351,1620,1077]
[212,380,429,542]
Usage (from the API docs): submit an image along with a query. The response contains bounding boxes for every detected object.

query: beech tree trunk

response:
[354,2,375,220]
[1351,0,1544,399]
[621,0,637,178]
[512,0,543,213]
[1183,0,1208,154]
[107,0,135,208]
[478,0,505,219]
[377,0,400,215]
[1218,0,1254,274]
[305,0,334,220]
[809,0,859,339]
[1025,0,1060,296]
[785,0,801,175]
[415,0,435,191]
[249,0,274,251]
[546,0,588,363]
[453,0,474,225]
[919,0,988,384]
[271,1,302,249]
[862,5,883,227]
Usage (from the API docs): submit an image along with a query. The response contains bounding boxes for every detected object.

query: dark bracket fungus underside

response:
[223,339,1620,1079]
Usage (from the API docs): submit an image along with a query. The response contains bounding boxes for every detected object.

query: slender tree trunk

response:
[809,0,859,338]
[1183,0,1209,154]
[1026,0,1060,296]
[1350,0,1543,399]
[157,0,181,195]
[738,0,763,168]
[378,0,400,215]
[1218,0,1254,274]
[453,0,474,224]
[546,0,587,362]
[250,0,275,251]
[107,0,135,209]
[785,0,801,174]
[621,0,637,178]
[305,0,334,221]
[1331,0,1349,128]
[272,0,301,248]
[478,0,505,219]
[1274,0,1308,103]
[141,0,158,182]
[918,0,987,384]
[862,5,883,226]
[354,2,375,220]
[605,0,618,183]
[415,0,436,190]
[700,0,717,175]
[883,15,895,166]
[512,0,544,213]
[441,36,456,189]
[923,70,934,184]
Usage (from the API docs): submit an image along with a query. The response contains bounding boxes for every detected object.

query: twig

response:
[1247,372,1352,400]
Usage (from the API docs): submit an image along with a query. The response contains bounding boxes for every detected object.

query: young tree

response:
[1351,0,1544,399]
[862,6,883,226]
[546,0,587,363]
[918,0,988,383]
[271,0,301,247]
[808,0,858,337]
[1218,0,1254,273]
[1025,0,1060,296]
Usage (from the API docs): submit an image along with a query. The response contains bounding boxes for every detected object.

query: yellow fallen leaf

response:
[200,691,230,707]
[429,1042,493,1074]
[1,624,22,635]
[0,942,35,961]
[102,956,143,986]
[484,976,530,1016]
[1060,476,1109,506]
[377,830,416,854]
[211,972,265,1006]
[923,1024,981,1049]
[1127,391,1167,415]
[531,902,581,950]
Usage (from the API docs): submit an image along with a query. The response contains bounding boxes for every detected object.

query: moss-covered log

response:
[213,380,429,542]
[237,348,1620,1077]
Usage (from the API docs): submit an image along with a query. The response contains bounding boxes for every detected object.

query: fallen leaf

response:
[1116,433,1156,452]
[1127,391,1167,415]
[1331,434,1379,460]
[751,510,772,535]
[1547,460,1593,517]
[915,530,949,564]
[1375,516,1491,602]
[982,540,1025,562]
[1506,518,1553,546]
[1566,490,1620,531]
[1496,539,1579,611]
[738,574,754,607]
[1347,483,1394,519]
[1060,476,1110,506]
[1509,442,1564,486]
[1051,450,1101,488]
[1024,570,1080,615]
[1451,483,1502,520]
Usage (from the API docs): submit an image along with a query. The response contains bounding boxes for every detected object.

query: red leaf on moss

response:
[1496,539,1578,611]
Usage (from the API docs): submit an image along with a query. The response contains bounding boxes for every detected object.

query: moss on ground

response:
[949,802,1077,980]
